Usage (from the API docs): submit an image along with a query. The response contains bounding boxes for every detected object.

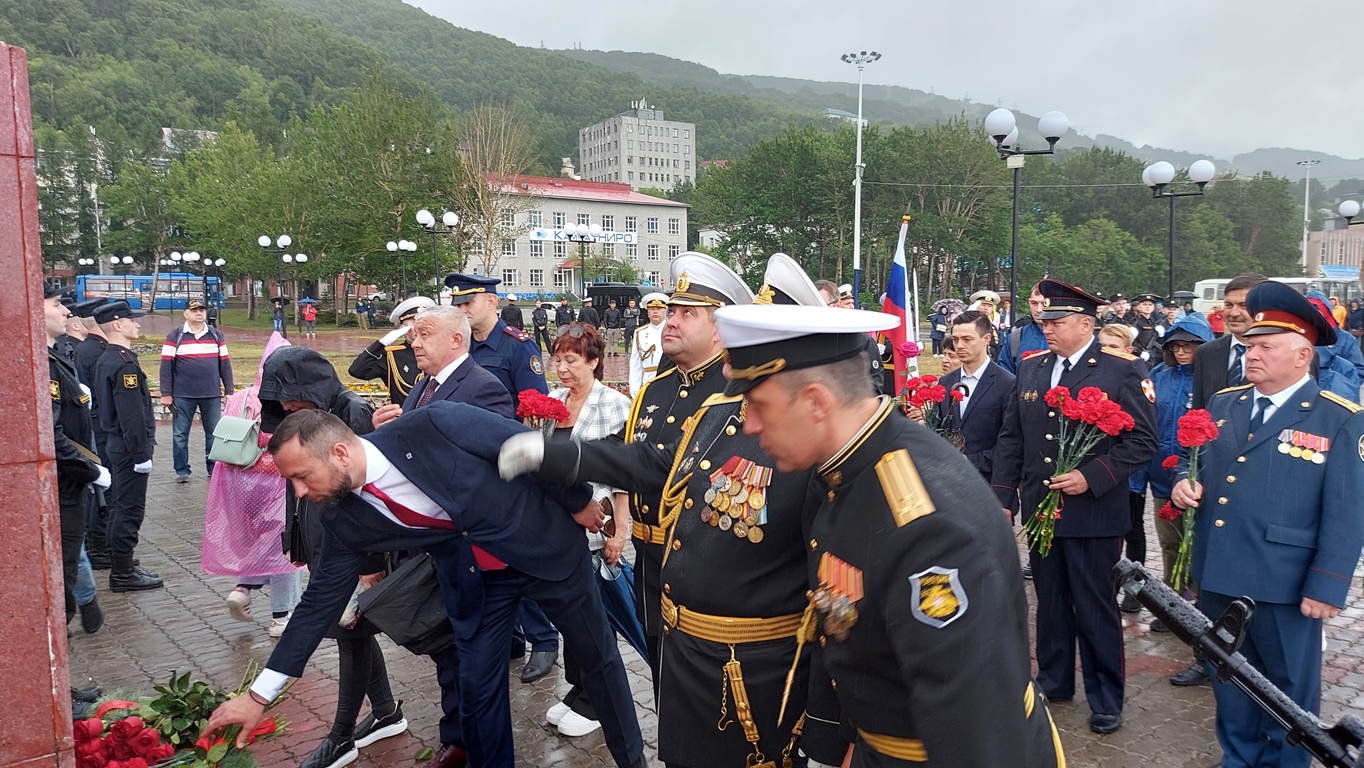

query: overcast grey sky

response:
[410,0,1362,162]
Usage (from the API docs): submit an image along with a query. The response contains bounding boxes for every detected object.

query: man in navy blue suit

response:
[368,306,515,767]
[206,404,646,768]
[938,310,1016,482]
[1172,281,1364,768]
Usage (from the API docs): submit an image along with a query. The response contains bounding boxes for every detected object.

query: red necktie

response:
[362,482,506,570]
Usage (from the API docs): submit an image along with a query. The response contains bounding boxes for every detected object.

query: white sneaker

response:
[546,701,571,726]
[226,588,252,621]
[268,614,290,638]
[556,710,601,737]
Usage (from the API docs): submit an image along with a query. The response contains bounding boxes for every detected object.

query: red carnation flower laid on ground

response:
[1161,454,1179,471]
[1168,409,1220,589]
[1024,385,1137,556]
[517,389,571,437]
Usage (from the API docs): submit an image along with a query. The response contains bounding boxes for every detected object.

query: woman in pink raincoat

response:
[201,332,302,637]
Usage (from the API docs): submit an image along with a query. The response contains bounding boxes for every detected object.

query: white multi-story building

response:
[484,175,688,297]
[578,101,696,191]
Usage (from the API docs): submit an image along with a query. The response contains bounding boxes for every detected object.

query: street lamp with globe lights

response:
[564,222,606,296]
[387,239,418,299]
[258,234,303,334]
[416,209,460,303]
[840,50,881,309]
[985,108,1070,325]
[109,255,135,304]
[1143,159,1216,299]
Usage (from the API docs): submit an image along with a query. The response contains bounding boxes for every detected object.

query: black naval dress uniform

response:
[991,340,1156,721]
[622,350,727,685]
[50,343,102,618]
[93,339,160,589]
[541,391,824,767]
[810,399,1063,767]
[347,339,421,405]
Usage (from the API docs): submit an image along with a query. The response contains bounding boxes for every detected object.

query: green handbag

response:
[207,387,265,468]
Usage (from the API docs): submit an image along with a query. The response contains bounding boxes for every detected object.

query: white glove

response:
[1155,325,1166,337]
[79,383,92,408]
[380,327,409,346]
[94,466,111,489]
[1140,350,1151,361]
[134,460,153,474]
[498,432,545,480]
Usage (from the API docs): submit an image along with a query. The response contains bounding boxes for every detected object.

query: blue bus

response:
[75,273,225,311]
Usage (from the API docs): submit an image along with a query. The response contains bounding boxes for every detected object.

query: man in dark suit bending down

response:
[206,404,646,768]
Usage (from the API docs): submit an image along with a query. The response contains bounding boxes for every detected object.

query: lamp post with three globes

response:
[1142,159,1217,299]
[416,209,460,303]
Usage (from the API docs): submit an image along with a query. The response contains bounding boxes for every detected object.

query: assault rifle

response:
[1114,559,1364,767]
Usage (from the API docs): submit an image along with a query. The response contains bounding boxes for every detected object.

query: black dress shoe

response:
[432,743,469,768]
[1119,593,1141,613]
[1171,662,1210,686]
[300,737,358,768]
[520,650,557,682]
[1089,713,1122,734]
[80,599,105,634]
[1150,618,1170,633]
[71,685,102,703]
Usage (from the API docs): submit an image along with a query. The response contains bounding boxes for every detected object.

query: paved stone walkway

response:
[67,422,1364,767]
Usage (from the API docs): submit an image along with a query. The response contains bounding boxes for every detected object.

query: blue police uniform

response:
[1182,281,1364,768]
[991,280,1157,731]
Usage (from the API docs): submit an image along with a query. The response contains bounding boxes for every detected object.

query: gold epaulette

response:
[874,449,935,527]
[700,392,743,408]
[1101,347,1138,361]
[1214,383,1254,396]
[1022,349,1049,361]
[1320,390,1364,413]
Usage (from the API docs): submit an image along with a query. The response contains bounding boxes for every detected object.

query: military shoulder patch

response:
[502,325,531,342]
[1320,390,1364,414]
[1141,378,1156,403]
[50,380,61,401]
[1214,383,1255,396]
[909,566,968,629]
[1022,349,1049,361]
[1358,435,1364,463]
[1101,347,1138,361]
[700,392,743,408]
[529,355,544,376]
[122,373,139,389]
[874,449,934,527]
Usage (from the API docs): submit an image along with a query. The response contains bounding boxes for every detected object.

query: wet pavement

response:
[66,421,1364,767]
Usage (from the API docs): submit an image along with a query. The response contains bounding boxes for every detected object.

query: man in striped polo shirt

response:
[160,298,234,483]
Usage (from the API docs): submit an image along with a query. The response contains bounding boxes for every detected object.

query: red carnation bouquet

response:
[517,389,571,438]
[900,374,965,436]
[1025,386,1136,556]
[1159,409,1219,590]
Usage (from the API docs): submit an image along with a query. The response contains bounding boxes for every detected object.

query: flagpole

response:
[908,248,920,378]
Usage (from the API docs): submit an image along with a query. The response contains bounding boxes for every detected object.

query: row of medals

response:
[1278,437,1327,463]
[700,475,767,543]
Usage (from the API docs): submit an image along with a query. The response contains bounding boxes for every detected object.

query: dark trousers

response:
[436,558,642,768]
[58,485,89,619]
[1200,590,1319,768]
[1030,536,1125,716]
[534,326,553,354]
[106,452,149,555]
[512,599,559,651]
[932,337,943,355]
[430,645,464,746]
[1124,491,1146,564]
[331,635,395,741]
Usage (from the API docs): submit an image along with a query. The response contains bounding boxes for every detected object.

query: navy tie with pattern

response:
[1249,396,1272,434]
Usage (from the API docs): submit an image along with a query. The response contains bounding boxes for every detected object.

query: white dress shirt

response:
[1050,347,1088,389]
[956,358,991,416]
[428,352,469,389]
[1252,373,1312,425]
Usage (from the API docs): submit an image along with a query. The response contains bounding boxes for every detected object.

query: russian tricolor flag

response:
[881,214,917,391]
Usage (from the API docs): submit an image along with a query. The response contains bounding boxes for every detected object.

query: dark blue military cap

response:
[443,272,501,306]
[92,299,145,324]
[1244,280,1335,346]
[43,283,75,301]
[1037,279,1105,320]
[1133,293,1162,305]
[72,298,110,318]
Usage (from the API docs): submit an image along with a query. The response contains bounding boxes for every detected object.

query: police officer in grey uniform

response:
[92,300,163,591]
